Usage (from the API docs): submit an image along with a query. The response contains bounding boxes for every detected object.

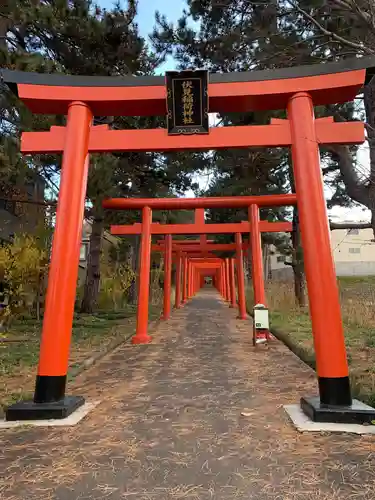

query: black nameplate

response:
[166,70,209,135]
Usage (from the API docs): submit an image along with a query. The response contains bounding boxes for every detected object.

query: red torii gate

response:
[3,57,375,423]
[110,203,293,331]
[153,240,242,311]
[187,257,223,297]
[178,256,237,312]
[153,239,249,312]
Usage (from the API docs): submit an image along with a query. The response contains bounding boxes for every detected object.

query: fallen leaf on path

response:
[240,410,254,417]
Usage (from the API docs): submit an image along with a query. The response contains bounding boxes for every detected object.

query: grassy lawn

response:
[247,277,375,406]
[0,305,161,413]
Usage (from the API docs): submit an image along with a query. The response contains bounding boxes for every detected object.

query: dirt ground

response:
[1,289,374,499]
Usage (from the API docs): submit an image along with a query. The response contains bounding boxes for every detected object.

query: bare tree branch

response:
[286,0,375,54]
[329,0,373,27]
[326,145,370,206]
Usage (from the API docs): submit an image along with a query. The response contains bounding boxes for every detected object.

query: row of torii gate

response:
[106,198,295,344]
[3,56,375,424]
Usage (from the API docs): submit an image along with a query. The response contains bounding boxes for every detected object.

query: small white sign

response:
[254,307,269,330]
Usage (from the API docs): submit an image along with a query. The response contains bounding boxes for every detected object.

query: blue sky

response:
[99,0,186,73]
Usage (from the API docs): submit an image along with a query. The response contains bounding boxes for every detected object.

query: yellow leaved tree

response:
[99,251,136,311]
[0,234,48,326]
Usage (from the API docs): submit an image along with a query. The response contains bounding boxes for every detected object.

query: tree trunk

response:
[291,207,306,307]
[326,77,375,239]
[288,157,306,307]
[364,76,375,239]
[80,215,104,313]
[262,242,270,280]
[246,246,252,280]
[127,235,140,305]
[36,271,43,321]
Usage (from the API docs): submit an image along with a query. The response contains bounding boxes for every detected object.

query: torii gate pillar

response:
[235,233,247,320]
[229,258,236,308]
[6,102,92,420]
[132,206,152,344]
[182,255,188,303]
[249,204,266,306]
[288,92,351,414]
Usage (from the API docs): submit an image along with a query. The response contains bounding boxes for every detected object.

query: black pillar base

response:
[318,376,352,406]
[5,396,85,421]
[301,396,375,424]
[34,374,67,403]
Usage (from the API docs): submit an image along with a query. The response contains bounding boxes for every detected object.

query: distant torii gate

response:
[152,237,251,314]
[173,255,238,315]
[110,203,293,330]
[152,238,250,312]
[3,56,375,423]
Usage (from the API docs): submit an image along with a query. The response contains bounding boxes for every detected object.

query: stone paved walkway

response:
[1,289,375,499]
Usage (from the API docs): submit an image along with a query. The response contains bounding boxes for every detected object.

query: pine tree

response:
[1,1,198,312]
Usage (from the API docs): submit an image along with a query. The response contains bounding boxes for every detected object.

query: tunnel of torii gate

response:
[109,204,294,340]
[3,56,375,424]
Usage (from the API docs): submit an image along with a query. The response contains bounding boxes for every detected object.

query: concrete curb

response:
[267,325,316,371]
[246,307,316,371]
[248,308,375,407]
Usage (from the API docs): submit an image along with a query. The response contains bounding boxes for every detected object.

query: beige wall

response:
[268,244,292,280]
[331,227,375,276]
[269,227,375,278]
[269,246,288,271]
[331,228,374,262]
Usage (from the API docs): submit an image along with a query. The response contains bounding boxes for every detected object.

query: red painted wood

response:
[21,120,364,154]
[16,68,365,115]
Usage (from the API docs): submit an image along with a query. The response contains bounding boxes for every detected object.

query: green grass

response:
[0,341,40,376]
[247,279,375,406]
[338,275,375,285]
[269,309,375,405]
[0,304,161,411]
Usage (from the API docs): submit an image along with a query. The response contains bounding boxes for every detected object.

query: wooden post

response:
[7,102,93,420]
[34,102,92,404]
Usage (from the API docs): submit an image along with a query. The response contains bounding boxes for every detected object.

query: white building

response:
[269,225,375,278]
[331,227,375,276]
